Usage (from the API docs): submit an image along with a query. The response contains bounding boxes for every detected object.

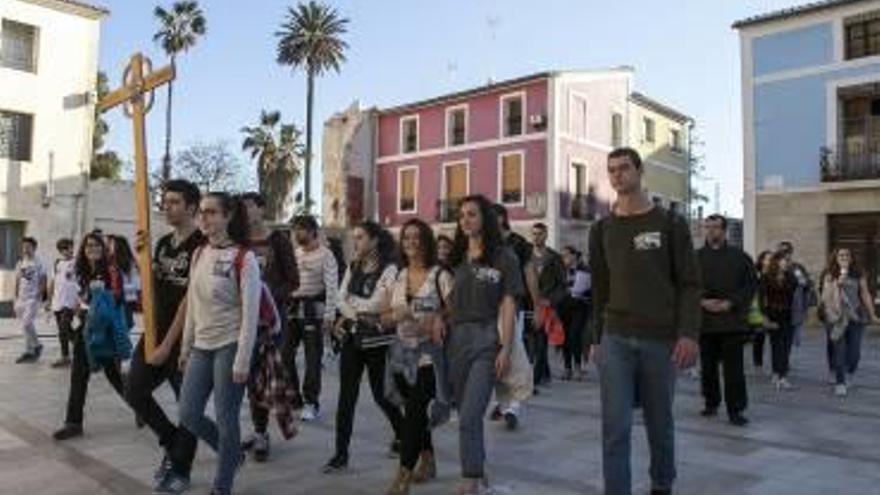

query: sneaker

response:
[153,455,173,483]
[700,407,718,417]
[728,412,749,427]
[834,384,848,397]
[52,424,83,441]
[253,432,270,462]
[322,453,348,474]
[771,373,780,385]
[51,356,71,368]
[14,352,36,364]
[300,404,320,422]
[503,412,518,431]
[488,405,502,421]
[777,377,793,391]
[153,471,190,494]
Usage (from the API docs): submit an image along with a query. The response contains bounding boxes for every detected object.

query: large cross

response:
[99,52,175,358]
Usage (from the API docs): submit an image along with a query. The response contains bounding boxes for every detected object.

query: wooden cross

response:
[99,53,175,358]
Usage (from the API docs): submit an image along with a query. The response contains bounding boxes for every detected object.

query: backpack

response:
[193,246,281,342]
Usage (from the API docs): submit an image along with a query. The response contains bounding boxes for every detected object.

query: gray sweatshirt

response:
[182,245,261,375]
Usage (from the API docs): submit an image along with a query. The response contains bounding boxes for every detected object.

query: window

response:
[0,221,24,269]
[611,113,623,148]
[400,116,418,154]
[446,106,467,146]
[571,94,588,140]
[570,162,587,196]
[651,195,664,207]
[397,167,417,213]
[846,14,880,60]
[1,20,38,73]
[440,161,469,222]
[499,152,524,205]
[0,110,33,161]
[669,128,683,153]
[643,117,656,144]
[501,93,524,137]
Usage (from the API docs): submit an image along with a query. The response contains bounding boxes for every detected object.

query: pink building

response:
[323,68,690,252]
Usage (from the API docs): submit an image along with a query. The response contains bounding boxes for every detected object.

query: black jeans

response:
[125,337,198,476]
[561,298,588,371]
[751,327,766,367]
[54,309,74,358]
[769,322,794,378]
[65,329,126,426]
[334,340,403,456]
[286,318,324,408]
[699,332,748,415]
[395,366,435,470]
[527,323,551,385]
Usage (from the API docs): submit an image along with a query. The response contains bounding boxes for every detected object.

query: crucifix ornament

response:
[99,52,175,357]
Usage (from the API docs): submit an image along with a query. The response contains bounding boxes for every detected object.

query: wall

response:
[322,104,376,228]
[629,102,689,202]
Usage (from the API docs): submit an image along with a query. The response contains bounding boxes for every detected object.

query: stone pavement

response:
[1,315,880,495]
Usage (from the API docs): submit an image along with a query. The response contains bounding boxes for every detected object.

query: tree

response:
[174,140,241,192]
[90,71,122,180]
[241,110,304,221]
[686,122,710,219]
[276,0,348,211]
[153,0,207,182]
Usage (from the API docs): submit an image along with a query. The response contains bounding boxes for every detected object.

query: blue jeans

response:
[179,344,245,494]
[598,334,676,495]
[829,322,865,384]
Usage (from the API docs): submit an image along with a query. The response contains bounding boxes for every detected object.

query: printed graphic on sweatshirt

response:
[633,231,662,251]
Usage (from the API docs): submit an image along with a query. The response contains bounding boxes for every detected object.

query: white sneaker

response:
[300,404,320,422]
[777,377,793,391]
[834,384,848,397]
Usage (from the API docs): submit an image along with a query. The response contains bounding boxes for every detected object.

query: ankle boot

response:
[385,466,413,495]
[412,450,437,483]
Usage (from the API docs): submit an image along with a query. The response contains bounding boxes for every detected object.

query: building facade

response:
[0,0,106,312]
[323,69,692,253]
[736,0,880,304]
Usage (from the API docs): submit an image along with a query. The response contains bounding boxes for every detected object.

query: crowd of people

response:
[8,147,878,495]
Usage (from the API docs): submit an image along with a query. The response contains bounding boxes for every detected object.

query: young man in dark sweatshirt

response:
[589,148,701,495]
[697,215,757,426]
[697,214,756,427]
[528,222,567,387]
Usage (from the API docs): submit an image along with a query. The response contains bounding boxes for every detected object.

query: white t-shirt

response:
[15,257,46,302]
[51,258,80,311]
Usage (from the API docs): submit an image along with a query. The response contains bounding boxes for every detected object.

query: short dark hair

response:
[163,179,201,208]
[22,237,37,249]
[56,238,73,251]
[608,147,643,169]
[491,203,510,230]
[291,215,319,235]
[706,214,728,230]
[239,191,266,208]
[777,241,794,255]
[532,222,548,232]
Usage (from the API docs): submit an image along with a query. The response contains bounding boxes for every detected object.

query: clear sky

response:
[96,0,804,217]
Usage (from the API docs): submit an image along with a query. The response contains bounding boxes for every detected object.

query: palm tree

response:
[241,111,304,221]
[153,0,207,182]
[276,0,348,211]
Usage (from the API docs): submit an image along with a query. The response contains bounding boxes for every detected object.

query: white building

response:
[0,0,107,313]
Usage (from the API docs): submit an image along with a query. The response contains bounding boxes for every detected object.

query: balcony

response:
[821,142,880,182]
[436,198,462,223]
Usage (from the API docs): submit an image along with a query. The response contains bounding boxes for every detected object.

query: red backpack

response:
[193,246,281,340]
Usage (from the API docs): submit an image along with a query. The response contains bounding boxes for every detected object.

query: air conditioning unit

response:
[526,192,547,216]
[529,114,547,128]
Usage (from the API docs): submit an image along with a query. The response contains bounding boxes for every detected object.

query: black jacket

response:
[697,243,757,334]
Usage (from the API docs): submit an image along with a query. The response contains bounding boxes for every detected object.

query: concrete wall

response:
[321,104,377,228]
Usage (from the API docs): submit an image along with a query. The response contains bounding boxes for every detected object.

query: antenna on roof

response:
[486,13,500,85]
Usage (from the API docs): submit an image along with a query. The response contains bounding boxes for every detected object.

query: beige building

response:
[0,0,107,313]
[628,92,692,213]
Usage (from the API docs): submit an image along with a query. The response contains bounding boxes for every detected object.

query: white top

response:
[122,268,141,304]
[15,257,46,302]
[292,245,339,323]
[182,246,262,375]
[51,258,80,311]
[391,266,452,356]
